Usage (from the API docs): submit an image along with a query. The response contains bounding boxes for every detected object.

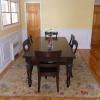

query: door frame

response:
[24,1,43,37]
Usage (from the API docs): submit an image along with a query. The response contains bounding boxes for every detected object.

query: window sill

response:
[1,22,20,31]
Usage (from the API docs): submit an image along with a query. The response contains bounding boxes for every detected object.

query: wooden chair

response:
[69,34,75,48]
[69,39,78,77]
[35,50,61,92]
[28,34,33,43]
[71,39,78,54]
[52,32,58,39]
[23,39,31,52]
[45,31,58,39]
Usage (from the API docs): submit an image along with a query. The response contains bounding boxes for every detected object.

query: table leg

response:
[26,64,33,87]
[66,64,72,87]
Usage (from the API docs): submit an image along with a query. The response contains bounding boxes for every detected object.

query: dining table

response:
[23,37,75,88]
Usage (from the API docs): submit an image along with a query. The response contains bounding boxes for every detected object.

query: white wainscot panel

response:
[42,28,92,49]
[0,46,3,69]
[0,41,11,73]
[2,41,11,65]
[0,31,23,73]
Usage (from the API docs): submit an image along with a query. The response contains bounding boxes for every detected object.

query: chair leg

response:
[45,76,47,79]
[71,64,73,77]
[66,64,73,78]
[38,73,41,92]
[56,74,59,92]
[71,69,73,77]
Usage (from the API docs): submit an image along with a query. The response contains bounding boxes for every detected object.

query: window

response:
[1,0,19,27]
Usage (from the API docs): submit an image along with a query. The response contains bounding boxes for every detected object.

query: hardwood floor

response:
[0,98,100,100]
[0,97,100,100]
[79,46,100,83]
[0,46,100,100]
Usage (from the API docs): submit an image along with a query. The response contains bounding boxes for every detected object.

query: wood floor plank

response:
[0,98,100,100]
[79,47,100,84]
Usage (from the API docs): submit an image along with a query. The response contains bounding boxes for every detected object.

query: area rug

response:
[0,52,100,97]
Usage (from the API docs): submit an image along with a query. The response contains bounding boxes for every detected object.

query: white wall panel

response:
[0,46,3,68]
[0,31,23,73]
[2,41,11,65]
[41,28,92,49]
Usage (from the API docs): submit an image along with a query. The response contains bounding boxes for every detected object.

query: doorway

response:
[26,3,40,41]
[91,5,100,48]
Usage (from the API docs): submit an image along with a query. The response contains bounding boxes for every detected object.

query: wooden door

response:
[26,3,40,41]
[91,5,100,47]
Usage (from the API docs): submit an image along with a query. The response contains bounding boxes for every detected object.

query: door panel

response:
[26,3,40,41]
[91,5,100,47]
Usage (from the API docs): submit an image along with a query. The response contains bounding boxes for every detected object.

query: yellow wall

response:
[0,0,94,37]
[19,0,25,29]
[42,0,95,29]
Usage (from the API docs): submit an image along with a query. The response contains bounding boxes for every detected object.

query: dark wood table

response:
[24,37,75,87]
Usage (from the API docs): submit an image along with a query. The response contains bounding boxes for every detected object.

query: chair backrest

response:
[69,34,75,47]
[23,39,31,52]
[35,50,61,68]
[45,31,58,39]
[52,32,58,39]
[71,39,78,54]
[28,34,33,43]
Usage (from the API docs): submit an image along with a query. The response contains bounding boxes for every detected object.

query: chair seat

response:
[39,67,57,73]
[40,61,57,64]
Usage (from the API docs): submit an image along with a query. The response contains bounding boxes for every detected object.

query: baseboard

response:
[0,50,23,79]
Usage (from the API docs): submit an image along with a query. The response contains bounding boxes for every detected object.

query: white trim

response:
[24,0,42,36]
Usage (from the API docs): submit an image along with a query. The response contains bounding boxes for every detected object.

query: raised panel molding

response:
[2,42,11,65]
[0,31,23,73]
[0,46,3,68]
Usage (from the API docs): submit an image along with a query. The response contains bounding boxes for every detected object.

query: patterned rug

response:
[0,52,100,97]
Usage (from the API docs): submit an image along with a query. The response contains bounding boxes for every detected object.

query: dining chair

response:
[35,50,62,92]
[71,39,78,54]
[45,31,58,39]
[69,39,78,77]
[52,32,58,39]
[69,34,75,48]
[28,34,33,43]
[23,38,31,52]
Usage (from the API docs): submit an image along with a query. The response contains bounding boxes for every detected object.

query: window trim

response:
[0,0,20,30]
